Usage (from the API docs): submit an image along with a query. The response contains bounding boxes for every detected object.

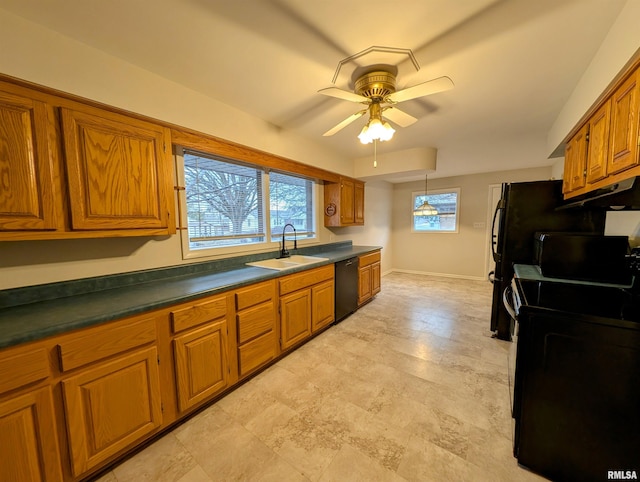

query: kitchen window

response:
[178,150,316,258]
[412,187,460,233]
[269,172,315,241]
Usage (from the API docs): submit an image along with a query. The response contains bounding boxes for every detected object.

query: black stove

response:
[507,264,640,481]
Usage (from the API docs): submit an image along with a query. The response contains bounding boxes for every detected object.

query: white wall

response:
[0,9,391,289]
[327,181,394,275]
[391,166,552,279]
[548,0,640,155]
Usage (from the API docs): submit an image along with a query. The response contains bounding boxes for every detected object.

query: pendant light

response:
[413,173,438,216]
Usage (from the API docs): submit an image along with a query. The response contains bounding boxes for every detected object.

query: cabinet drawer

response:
[235,281,275,311]
[0,347,49,394]
[171,295,227,333]
[57,316,157,372]
[238,331,277,378]
[359,251,381,268]
[278,265,334,296]
[237,302,275,345]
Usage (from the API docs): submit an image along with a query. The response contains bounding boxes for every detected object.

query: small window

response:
[184,153,265,250]
[412,188,460,233]
[269,172,315,241]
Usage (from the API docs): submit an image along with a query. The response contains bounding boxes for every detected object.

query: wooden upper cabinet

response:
[563,63,640,199]
[324,177,365,227]
[61,106,174,231]
[354,181,365,224]
[586,100,611,183]
[340,179,355,224]
[0,90,59,231]
[608,70,640,175]
[564,124,588,193]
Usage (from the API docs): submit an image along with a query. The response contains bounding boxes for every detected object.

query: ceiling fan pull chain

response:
[374,139,377,168]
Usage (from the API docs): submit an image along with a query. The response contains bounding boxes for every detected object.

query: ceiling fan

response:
[319,70,454,142]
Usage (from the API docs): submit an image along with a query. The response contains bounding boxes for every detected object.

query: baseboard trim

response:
[385,269,486,282]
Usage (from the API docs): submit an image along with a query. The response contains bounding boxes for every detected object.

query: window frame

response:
[176,148,319,260]
[411,187,460,234]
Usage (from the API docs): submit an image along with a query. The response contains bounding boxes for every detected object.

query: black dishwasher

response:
[335,257,359,322]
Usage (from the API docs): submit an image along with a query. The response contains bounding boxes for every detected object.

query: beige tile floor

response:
[95,273,548,482]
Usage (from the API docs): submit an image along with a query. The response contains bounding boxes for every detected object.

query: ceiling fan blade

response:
[382,107,418,127]
[323,110,367,136]
[318,86,369,103]
[386,76,454,103]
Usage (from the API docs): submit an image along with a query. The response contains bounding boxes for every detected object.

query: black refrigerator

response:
[489,180,606,340]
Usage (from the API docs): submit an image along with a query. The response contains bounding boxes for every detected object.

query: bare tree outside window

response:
[184,153,264,248]
[182,152,316,252]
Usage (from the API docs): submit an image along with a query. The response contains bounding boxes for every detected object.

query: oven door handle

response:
[503,286,517,320]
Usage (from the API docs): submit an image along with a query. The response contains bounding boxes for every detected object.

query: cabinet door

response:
[312,280,335,332]
[354,181,365,224]
[608,71,640,175]
[0,90,58,231]
[0,387,63,482]
[371,261,381,297]
[358,265,372,306]
[562,141,574,194]
[174,320,228,413]
[340,179,355,224]
[62,346,162,476]
[280,289,311,350]
[61,106,173,231]
[586,100,611,183]
[568,125,588,192]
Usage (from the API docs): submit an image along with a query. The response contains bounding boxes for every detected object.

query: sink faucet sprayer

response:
[278,223,297,259]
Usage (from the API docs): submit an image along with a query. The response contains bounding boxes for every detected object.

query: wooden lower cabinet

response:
[358,251,381,306]
[0,260,365,480]
[234,281,278,379]
[170,294,231,413]
[371,262,381,297]
[0,386,63,482]
[61,346,162,477]
[279,265,335,351]
[312,280,335,332]
[174,321,228,413]
[0,344,62,482]
[280,289,312,350]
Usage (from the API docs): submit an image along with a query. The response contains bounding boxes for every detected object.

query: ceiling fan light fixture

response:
[358,124,372,144]
[358,109,395,144]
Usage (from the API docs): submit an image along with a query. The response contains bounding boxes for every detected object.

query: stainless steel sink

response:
[246,255,329,271]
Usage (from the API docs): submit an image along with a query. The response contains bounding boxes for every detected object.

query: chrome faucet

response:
[278,223,297,259]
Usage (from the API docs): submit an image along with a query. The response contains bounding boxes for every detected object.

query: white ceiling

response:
[0,0,629,180]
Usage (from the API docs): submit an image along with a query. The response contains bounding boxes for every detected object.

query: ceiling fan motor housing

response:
[355,71,396,100]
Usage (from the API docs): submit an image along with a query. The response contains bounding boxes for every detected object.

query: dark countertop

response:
[513,263,634,288]
[0,243,380,350]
